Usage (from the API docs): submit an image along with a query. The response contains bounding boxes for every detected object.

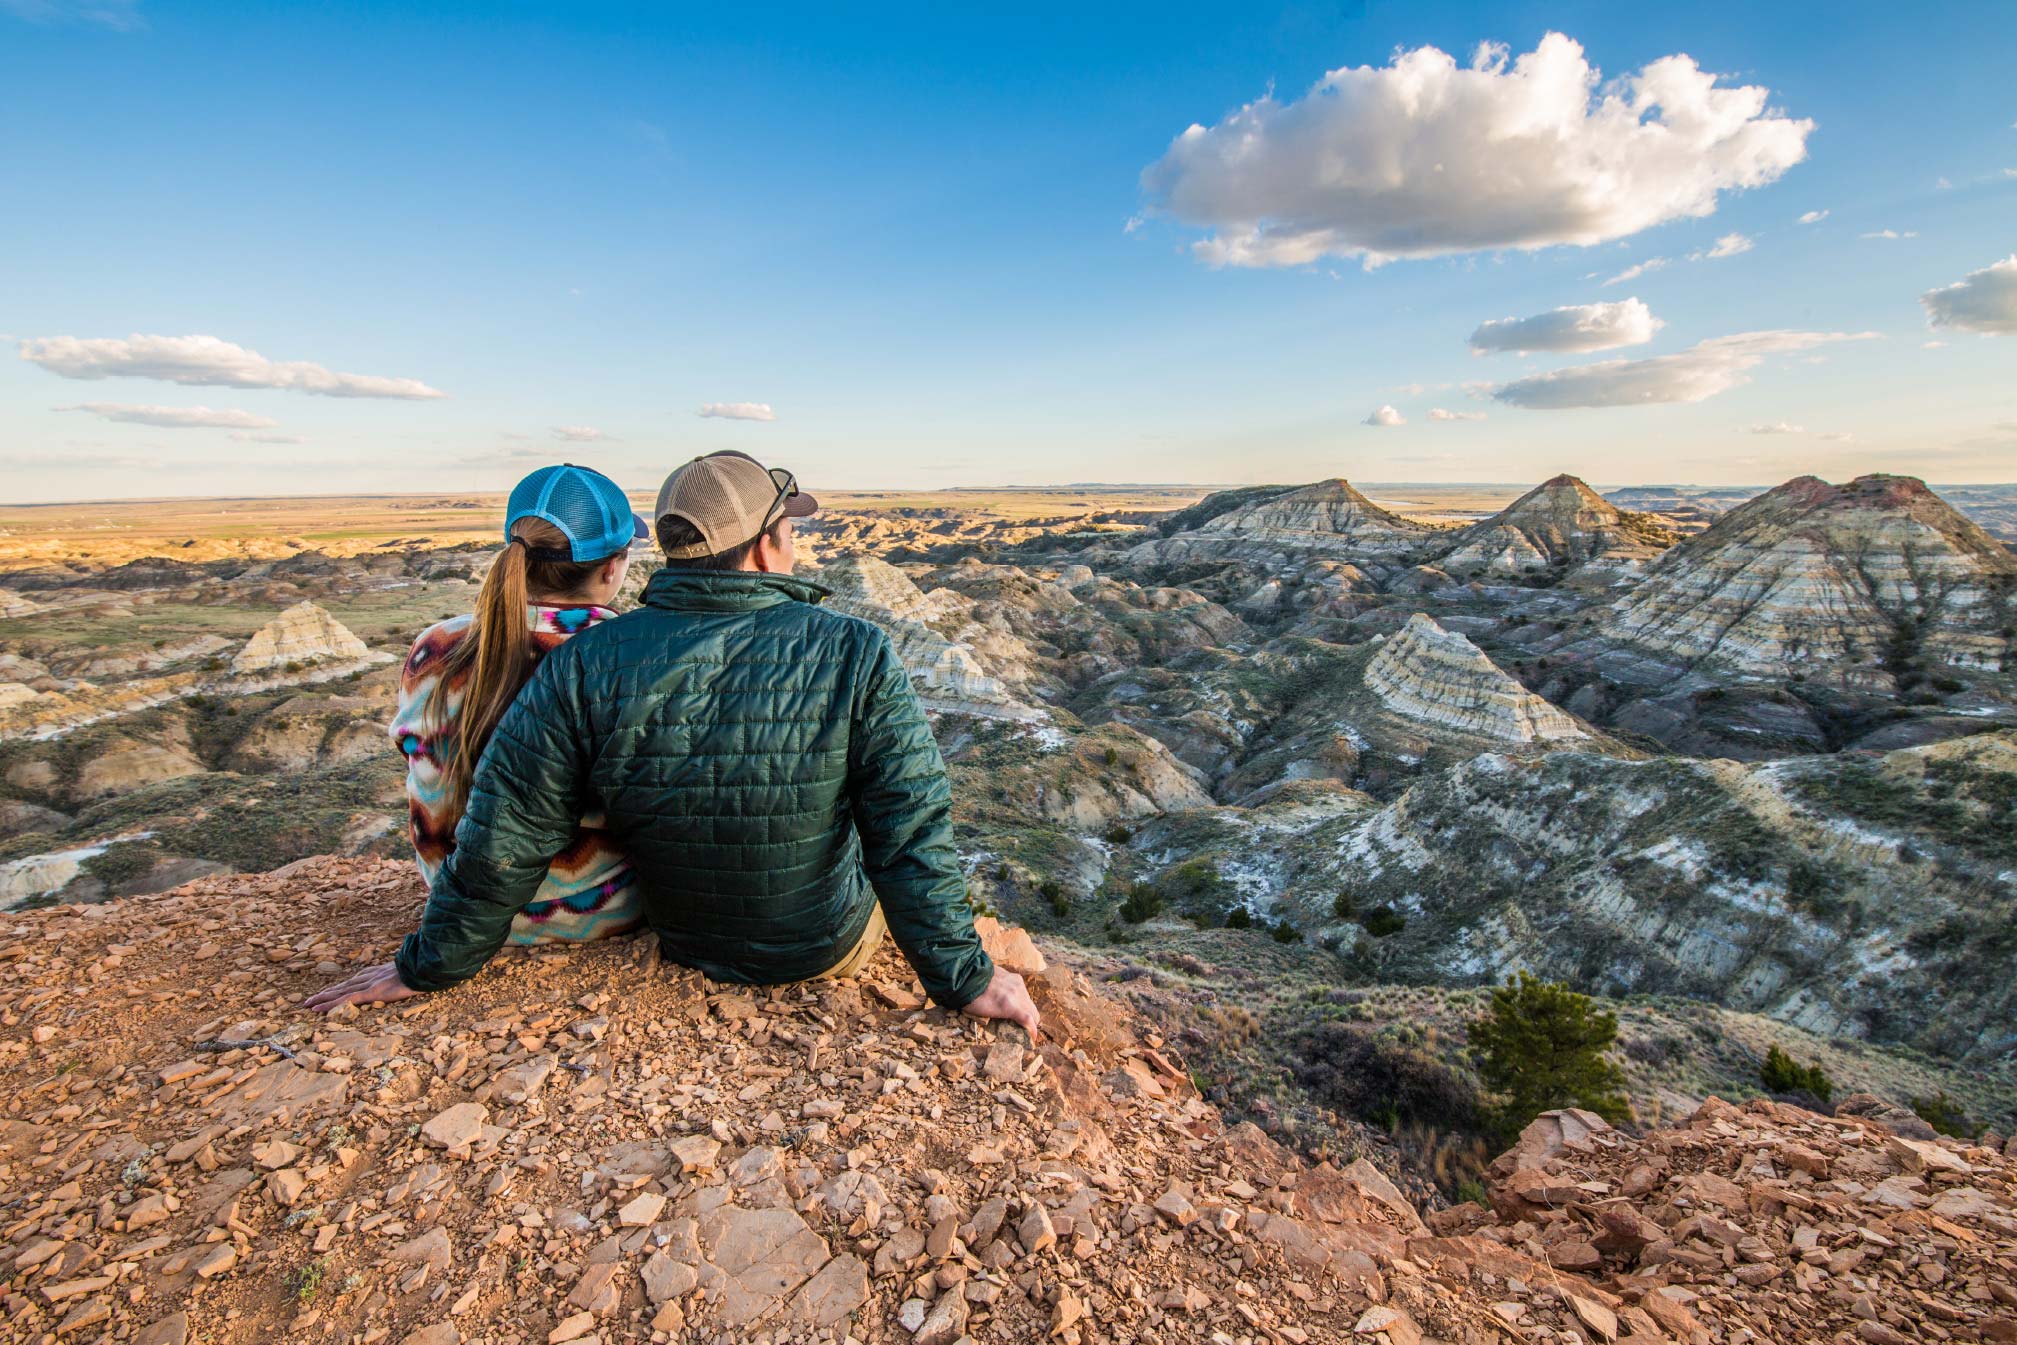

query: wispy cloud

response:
[1492,330,1880,410]
[1470,298,1662,355]
[1920,255,2017,334]
[1860,229,1918,240]
[1603,257,1668,286]
[698,402,776,422]
[1748,421,1805,435]
[1427,408,1486,422]
[551,425,611,442]
[0,0,144,30]
[20,333,446,399]
[1798,209,1829,224]
[55,402,278,429]
[1141,33,1811,268]
[1362,405,1406,427]
[1691,231,1753,260]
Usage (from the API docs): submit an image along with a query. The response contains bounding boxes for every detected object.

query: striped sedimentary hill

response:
[1604,474,2015,686]
[1124,480,1435,568]
[1432,474,1676,582]
[1365,614,1589,744]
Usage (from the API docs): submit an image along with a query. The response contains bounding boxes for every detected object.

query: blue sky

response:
[2,0,2013,502]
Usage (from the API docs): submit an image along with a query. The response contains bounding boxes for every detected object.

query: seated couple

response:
[305,454,1040,1036]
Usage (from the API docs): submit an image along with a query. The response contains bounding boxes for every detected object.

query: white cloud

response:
[1693,231,1753,260]
[1428,408,1487,422]
[1491,329,1879,409]
[1920,255,2017,334]
[1860,229,1917,240]
[1748,421,1805,434]
[1798,209,1828,224]
[1470,298,1662,354]
[551,425,610,442]
[698,402,776,422]
[1923,340,1948,349]
[1603,257,1668,286]
[1140,33,1812,268]
[0,0,144,29]
[230,431,307,445]
[19,333,445,399]
[54,402,278,429]
[1363,405,1406,427]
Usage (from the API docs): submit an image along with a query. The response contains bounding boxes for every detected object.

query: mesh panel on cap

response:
[543,470,606,545]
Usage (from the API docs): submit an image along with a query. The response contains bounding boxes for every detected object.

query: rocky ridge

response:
[1601,475,2015,688]
[7,857,2014,1345]
[815,558,1040,720]
[231,602,377,675]
[1123,481,1437,570]
[1364,616,1590,745]
[1432,477,1675,584]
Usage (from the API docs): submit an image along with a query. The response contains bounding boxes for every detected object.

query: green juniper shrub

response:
[1292,1021,1483,1134]
[1269,920,1302,943]
[1468,971,1630,1137]
[1102,823,1133,845]
[1759,1044,1835,1105]
[1037,878,1070,918]
[1118,883,1165,924]
[1361,905,1406,938]
[1332,891,1356,920]
[1223,906,1253,929]
[1910,1090,1982,1139]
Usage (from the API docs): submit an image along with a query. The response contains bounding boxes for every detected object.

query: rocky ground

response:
[6,857,2016,1345]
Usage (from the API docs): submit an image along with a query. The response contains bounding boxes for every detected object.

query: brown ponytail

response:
[440,517,607,816]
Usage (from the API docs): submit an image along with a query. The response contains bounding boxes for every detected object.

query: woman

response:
[396,462,648,949]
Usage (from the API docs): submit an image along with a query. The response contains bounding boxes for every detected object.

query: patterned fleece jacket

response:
[390,604,641,944]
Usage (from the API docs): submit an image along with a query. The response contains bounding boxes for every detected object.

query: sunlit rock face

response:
[1365,613,1589,744]
[230,601,374,674]
[1123,479,1435,567]
[1433,474,1675,582]
[1603,475,2015,685]
[815,556,1035,714]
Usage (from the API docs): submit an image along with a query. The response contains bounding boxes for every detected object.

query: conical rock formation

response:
[231,601,374,674]
[1126,480,1435,568]
[1366,614,1589,743]
[1605,475,2015,684]
[818,556,1037,717]
[1434,474,1675,580]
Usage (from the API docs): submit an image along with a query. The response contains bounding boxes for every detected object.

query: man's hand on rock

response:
[305,962,419,1013]
[961,966,1041,1041]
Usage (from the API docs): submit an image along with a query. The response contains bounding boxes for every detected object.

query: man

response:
[308,450,1040,1036]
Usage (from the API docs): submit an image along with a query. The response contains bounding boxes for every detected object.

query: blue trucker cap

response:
[505,464,649,562]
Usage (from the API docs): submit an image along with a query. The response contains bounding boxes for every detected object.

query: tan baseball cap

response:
[654,450,818,559]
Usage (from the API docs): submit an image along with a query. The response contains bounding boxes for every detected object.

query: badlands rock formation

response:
[9,857,2013,1345]
[1366,615,1590,745]
[1604,475,2016,685]
[231,602,375,675]
[1125,480,1435,567]
[1283,730,2017,1060]
[1433,475,1675,581]
[817,557,1037,717]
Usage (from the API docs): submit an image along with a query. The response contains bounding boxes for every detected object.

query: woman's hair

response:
[440,516,608,815]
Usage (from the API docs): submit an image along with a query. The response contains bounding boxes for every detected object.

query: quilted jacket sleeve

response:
[395,651,588,993]
[847,629,995,1010]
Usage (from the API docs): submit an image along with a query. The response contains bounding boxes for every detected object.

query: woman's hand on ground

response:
[304,962,419,1013]
[960,966,1041,1041]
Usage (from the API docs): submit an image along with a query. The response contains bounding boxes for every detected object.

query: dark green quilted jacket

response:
[395,568,994,1009]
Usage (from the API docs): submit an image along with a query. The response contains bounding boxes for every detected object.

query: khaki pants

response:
[813,903,887,981]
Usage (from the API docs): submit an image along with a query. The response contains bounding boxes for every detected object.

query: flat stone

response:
[566,1262,622,1316]
[1569,1294,1618,1342]
[192,1245,237,1279]
[696,1203,832,1326]
[420,1102,488,1153]
[402,1326,459,1345]
[1354,1306,1422,1345]
[1018,1202,1056,1254]
[390,1228,454,1273]
[669,1133,722,1173]
[618,1191,667,1227]
[784,1252,870,1327]
[641,1249,699,1303]
[912,1286,968,1345]
[134,1313,190,1345]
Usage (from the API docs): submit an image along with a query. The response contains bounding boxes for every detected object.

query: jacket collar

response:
[642,567,830,613]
